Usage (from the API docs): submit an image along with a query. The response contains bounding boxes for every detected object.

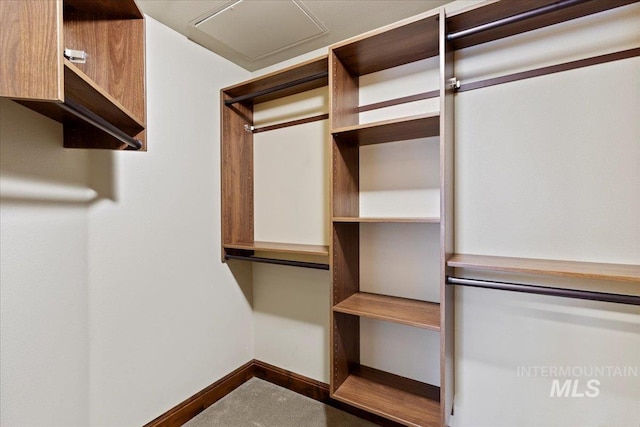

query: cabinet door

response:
[0,0,63,101]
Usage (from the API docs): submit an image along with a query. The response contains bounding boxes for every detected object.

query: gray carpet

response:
[182,377,378,427]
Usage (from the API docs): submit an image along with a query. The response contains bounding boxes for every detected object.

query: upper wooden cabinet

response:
[0,0,146,150]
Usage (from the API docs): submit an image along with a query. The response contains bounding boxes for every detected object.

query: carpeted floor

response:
[182,377,378,427]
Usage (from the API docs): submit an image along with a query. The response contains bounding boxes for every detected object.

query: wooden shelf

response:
[332,113,440,145]
[224,241,329,257]
[333,217,439,223]
[334,292,440,331]
[64,0,143,18]
[333,366,441,427]
[447,0,638,51]
[222,55,328,105]
[447,254,640,283]
[331,11,440,76]
[64,61,145,131]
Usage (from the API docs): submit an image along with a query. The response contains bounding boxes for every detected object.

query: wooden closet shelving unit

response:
[0,0,146,150]
[218,0,640,425]
[221,56,329,264]
[329,9,454,427]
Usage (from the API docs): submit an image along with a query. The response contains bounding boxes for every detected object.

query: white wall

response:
[0,16,255,427]
[87,17,254,426]
[0,99,91,427]
[451,3,640,426]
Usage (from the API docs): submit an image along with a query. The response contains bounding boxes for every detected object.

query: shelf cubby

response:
[448,254,640,283]
[330,8,454,426]
[1,0,146,150]
[221,56,329,266]
[333,365,441,427]
[333,292,440,330]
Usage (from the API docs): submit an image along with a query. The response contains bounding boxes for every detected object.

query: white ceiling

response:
[137,0,454,71]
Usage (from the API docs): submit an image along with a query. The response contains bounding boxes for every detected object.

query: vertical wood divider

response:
[439,8,456,426]
[221,93,254,262]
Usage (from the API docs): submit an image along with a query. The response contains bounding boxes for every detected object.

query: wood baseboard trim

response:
[142,360,254,427]
[144,359,404,427]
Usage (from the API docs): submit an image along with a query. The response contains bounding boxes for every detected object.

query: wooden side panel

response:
[221,94,254,257]
[63,12,146,124]
[0,0,62,101]
[332,139,359,218]
[330,52,359,130]
[331,222,360,393]
[439,9,455,427]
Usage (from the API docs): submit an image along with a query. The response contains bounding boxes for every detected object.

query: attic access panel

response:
[195,0,328,61]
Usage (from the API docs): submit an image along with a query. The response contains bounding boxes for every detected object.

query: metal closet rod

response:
[246,113,329,134]
[60,98,143,150]
[447,276,640,306]
[446,0,586,41]
[225,254,330,270]
[225,71,328,106]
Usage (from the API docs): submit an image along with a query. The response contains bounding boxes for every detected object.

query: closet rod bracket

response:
[448,77,461,91]
[244,124,255,133]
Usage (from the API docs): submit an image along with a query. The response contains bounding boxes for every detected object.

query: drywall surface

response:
[251,77,331,382]
[87,17,254,426]
[0,99,91,426]
[451,4,640,426]
[0,15,254,427]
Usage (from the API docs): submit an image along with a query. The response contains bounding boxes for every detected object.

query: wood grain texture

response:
[447,254,640,283]
[142,360,254,427]
[331,224,361,308]
[331,312,360,394]
[439,9,455,426]
[0,0,62,101]
[331,10,440,76]
[224,241,329,256]
[330,51,359,130]
[64,0,143,19]
[332,217,440,223]
[333,113,440,146]
[63,9,146,124]
[333,292,441,331]
[333,367,441,427]
[331,223,360,392]
[64,61,144,130]
[332,137,359,218]
[221,94,254,252]
[223,56,328,105]
[447,0,638,50]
